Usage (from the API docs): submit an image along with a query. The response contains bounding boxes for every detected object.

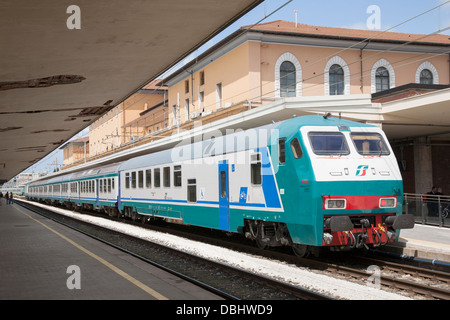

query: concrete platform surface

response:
[383,224,450,263]
[0,201,222,300]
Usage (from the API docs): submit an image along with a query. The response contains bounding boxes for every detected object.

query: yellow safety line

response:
[14,206,168,300]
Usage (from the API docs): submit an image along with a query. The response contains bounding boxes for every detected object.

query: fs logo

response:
[356,165,369,176]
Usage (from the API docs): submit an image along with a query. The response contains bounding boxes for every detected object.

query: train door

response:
[218,161,229,231]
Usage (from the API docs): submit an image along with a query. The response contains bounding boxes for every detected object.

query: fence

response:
[404,193,450,227]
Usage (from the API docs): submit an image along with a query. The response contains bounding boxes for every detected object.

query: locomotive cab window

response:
[279,138,286,164]
[290,138,303,159]
[309,132,350,156]
[350,133,390,156]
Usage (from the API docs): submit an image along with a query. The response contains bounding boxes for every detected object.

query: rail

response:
[404,193,450,227]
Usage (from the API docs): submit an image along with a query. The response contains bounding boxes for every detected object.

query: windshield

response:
[308,132,350,156]
[350,132,390,156]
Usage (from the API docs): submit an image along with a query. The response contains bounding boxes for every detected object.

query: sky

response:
[20,0,450,178]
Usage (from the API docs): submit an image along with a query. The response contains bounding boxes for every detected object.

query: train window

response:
[250,152,262,185]
[174,165,182,187]
[138,170,144,188]
[163,167,170,188]
[146,170,152,188]
[279,138,286,164]
[154,168,161,188]
[99,180,103,193]
[111,178,114,191]
[290,138,303,159]
[187,179,197,203]
[308,132,350,156]
[125,172,130,189]
[251,162,262,185]
[350,133,390,156]
[108,179,112,193]
[131,172,137,188]
[220,171,227,198]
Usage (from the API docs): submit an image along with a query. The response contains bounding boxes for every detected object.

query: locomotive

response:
[25,115,414,257]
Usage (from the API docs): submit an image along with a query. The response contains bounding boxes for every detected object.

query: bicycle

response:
[442,203,449,220]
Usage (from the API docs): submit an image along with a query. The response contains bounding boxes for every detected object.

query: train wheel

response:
[292,244,309,258]
[255,238,267,250]
[107,207,118,218]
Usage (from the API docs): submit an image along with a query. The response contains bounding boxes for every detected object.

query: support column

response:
[413,137,433,194]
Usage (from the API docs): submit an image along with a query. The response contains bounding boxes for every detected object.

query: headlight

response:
[325,198,347,209]
[379,197,396,208]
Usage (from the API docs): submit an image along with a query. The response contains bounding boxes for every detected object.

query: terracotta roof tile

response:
[242,20,450,44]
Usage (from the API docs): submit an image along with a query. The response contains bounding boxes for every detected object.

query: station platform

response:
[0,200,222,300]
[380,224,450,263]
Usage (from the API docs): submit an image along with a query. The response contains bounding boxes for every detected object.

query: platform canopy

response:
[0,0,263,182]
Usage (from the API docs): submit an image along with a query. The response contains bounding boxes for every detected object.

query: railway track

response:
[104,207,450,300]
[317,255,450,300]
[16,199,332,300]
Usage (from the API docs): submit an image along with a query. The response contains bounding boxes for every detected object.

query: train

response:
[0,186,24,196]
[25,115,414,257]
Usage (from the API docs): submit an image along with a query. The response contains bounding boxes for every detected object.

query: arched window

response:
[420,69,433,85]
[375,67,390,92]
[329,64,344,95]
[280,61,296,97]
[275,52,302,97]
[415,61,439,85]
[371,59,395,93]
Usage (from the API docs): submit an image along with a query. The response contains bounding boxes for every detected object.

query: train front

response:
[301,118,414,251]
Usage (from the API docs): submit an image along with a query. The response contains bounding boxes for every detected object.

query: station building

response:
[161,20,450,194]
[67,20,450,195]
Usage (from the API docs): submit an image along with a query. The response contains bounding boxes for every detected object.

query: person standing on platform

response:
[5,192,9,205]
[9,192,13,204]
[426,186,438,217]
